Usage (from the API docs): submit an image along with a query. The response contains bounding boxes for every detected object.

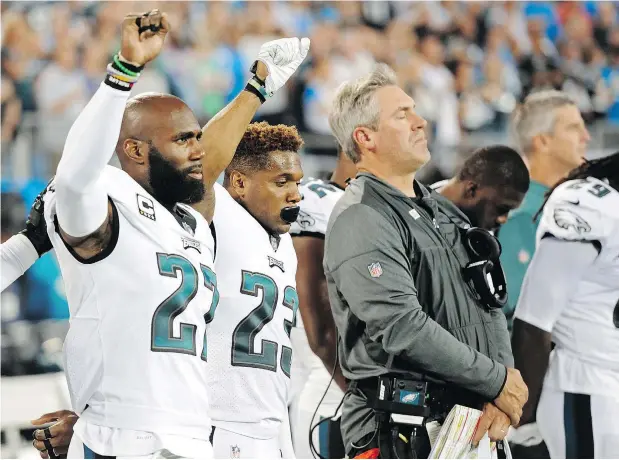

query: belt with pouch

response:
[349,375,486,424]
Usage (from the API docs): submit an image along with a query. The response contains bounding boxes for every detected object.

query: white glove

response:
[255,37,310,97]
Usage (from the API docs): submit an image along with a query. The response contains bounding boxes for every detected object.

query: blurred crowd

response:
[3,1,619,171]
[1,0,619,376]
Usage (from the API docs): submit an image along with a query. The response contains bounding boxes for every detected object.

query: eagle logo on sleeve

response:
[296,209,316,229]
[553,208,591,234]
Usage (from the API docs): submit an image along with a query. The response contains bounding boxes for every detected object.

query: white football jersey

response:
[289,178,346,410]
[44,166,217,441]
[207,183,298,439]
[290,178,345,237]
[535,176,619,397]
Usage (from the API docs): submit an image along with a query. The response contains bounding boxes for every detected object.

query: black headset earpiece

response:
[465,227,502,261]
[463,227,507,310]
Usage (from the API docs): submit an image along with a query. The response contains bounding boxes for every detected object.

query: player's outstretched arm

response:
[198,38,310,202]
[1,187,53,291]
[54,10,169,259]
[1,234,39,291]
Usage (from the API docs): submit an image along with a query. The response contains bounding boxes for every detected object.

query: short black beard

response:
[148,144,205,209]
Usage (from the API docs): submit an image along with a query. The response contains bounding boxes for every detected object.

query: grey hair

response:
[512,90,576,155]
[329,64,398,163]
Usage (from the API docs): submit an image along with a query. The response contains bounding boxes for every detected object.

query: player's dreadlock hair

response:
[224,122,304,181]
[534,151,619,221]
[457,145,530,194]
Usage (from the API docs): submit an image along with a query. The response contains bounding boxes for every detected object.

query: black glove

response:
[19,187,52,257]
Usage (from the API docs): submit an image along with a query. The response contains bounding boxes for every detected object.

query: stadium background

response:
[1,1,618,457]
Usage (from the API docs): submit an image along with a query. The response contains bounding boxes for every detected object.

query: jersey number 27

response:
[150,253,219,359]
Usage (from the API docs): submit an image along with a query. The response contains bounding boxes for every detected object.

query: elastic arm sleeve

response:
[1,234,39,291]
[514,237,598,332]
[326,204,506,400]
[55,83,130,237]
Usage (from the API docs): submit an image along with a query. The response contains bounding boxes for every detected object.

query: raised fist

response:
[120,9,170,67]
[254,37,310,96]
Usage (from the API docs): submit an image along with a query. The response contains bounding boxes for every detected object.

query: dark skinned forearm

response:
[512,318,552,424]
[200,90,261,188]
[293,236,347,392]
[196,63,267,221]
[311,322,347,392]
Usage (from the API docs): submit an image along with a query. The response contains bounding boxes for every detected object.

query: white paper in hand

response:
[427,405,512,459]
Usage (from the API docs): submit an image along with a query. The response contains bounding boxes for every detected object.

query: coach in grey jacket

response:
[324,64,528,456]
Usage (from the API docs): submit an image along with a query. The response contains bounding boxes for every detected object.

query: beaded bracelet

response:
[113,54,141,77]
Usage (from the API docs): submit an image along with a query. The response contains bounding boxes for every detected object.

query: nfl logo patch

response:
[518,249,530,264]
[368,262,383,278]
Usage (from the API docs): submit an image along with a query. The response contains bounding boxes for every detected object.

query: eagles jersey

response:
[44,166,217,441]
[289,178,346,409]
[207,183,298,440]
[290,178,346,237]
[534,176,619,397]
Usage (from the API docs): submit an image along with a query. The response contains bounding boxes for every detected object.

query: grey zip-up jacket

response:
[323,173,512,451]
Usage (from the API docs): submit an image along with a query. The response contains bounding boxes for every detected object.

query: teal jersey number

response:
[588,183,611,198]
[280,286,299,377]
[232,271,279,371]
[231,271,299,376]
[566,180,586,190]
[567,179,611,198]
[307,181,338,198]
[151,253,219,358]
[201,265,220,361]
[152,254,198,354]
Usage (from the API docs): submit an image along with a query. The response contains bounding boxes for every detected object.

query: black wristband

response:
[104,74,133,92]
[244,82,266,103]
[251,72,266,87]
[112,56,145,75]
[249,60,265,83]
